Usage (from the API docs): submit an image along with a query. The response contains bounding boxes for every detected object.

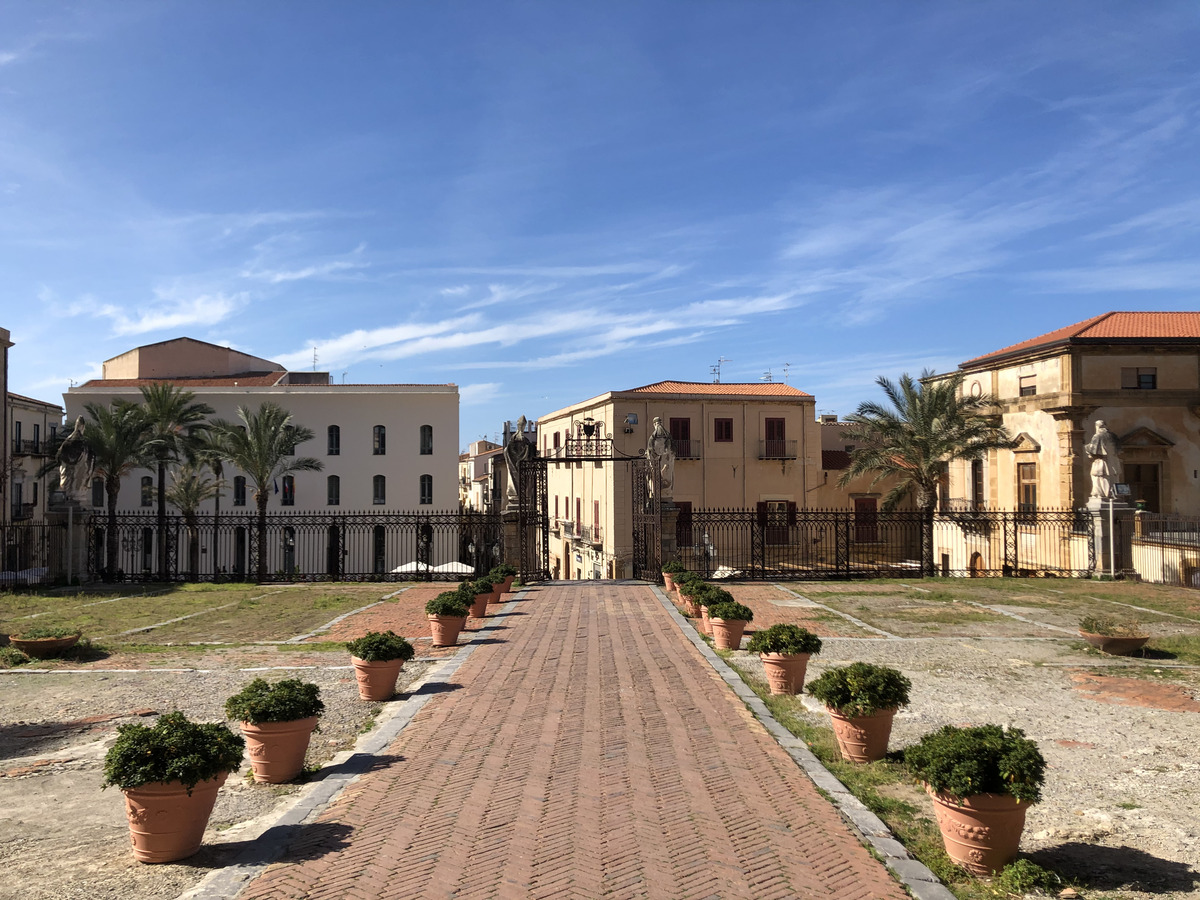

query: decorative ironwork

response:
[631,456,661,580]
[517,458,549,583]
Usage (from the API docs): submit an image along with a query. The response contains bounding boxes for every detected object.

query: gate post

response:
[45,499,89,584]
[659,501,678,579]
[502,508,521,571]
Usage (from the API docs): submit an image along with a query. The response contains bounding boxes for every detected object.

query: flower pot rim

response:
[826,705,900,719]
[924,785,1032,808]
[239,714,319,730]
[1078,629,1149,640]
[709,617,747,625]
[351,655,405,666]
[758,651,812,660]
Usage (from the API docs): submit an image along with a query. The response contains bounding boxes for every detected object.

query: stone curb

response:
[651,586,957,900]
[177,591,527,900]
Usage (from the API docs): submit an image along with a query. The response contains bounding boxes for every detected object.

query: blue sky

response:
[3,2,1200,446]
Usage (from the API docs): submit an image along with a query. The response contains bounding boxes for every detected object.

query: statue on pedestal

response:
[646,417,675,502]
[503,416,533,510]
[55,415,89,503]
[1085,420,1122,500]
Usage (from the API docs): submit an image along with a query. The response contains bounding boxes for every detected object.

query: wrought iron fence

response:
[83,509,503,584]
[1120,511,1200,587]
[670,507,1094,580]
[1,520,75,586]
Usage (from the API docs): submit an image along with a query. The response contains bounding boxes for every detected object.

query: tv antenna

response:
[761,369,773,383]
[782,362,791,383]
[710,356,730,383]
[312,347,318,371]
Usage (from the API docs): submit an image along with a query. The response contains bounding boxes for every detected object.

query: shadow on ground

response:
[195,821,355,868]
[1029,842,1199,894]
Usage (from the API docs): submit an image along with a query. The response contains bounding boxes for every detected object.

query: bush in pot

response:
[677,576,709,619]
[225,678,324,783]
[346,630,415,701]
[426,592,470,647]
[705,599,754,650]
[746,624,822,696]
[1078,615,1149,656]
[904,724,1046,875]
[491,563,518,593]
[485,570,508,602]
[661,560,686,592]
[464,579,493,618]
[806,662,909,762]
[8,624,82,659]
[103,711,245,863]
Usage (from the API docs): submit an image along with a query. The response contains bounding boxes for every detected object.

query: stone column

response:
[501,508,522,572]
[659,502,679,579]
[45,499,89,584]
[1087,497,1134,578]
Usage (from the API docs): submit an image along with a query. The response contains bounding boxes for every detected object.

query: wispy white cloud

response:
[460,382,502,405]
[440,284,471,296]
[241,243,368,283]
[458,282,557,310]
[84,289,246,336]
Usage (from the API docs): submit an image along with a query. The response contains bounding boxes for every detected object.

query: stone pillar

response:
[45,499,89,584]
[1087,497,1134,578]
[659,502,679,578]
[501,508,522,572]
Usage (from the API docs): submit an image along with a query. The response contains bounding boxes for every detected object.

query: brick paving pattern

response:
[240,581,908,899]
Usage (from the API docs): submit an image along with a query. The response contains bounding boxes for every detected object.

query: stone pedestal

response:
[501,508,522,572]
[46,499,89,584]
[1087,497,1133,578]
[660,502,679,577]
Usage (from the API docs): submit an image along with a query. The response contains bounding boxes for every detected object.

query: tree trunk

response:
[184,513,200,580]
[255,492,268,583]
[212,489,221,581]
[157,459,168,580]
[105,480,120,582]
[921,501,937,577]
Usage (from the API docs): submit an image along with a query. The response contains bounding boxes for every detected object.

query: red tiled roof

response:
[7,391,63,409]
[822,450,851,470]
[77,373,286,388]
[623,381,812,398]
[963,312,1200,366]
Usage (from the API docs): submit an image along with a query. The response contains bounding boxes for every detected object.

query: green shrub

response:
[695,586,733,607]
[705,600,754,622]
[103,711,244,792]
[10,625,81,640]
[471,578,494,595]
[661,561,686,575]
[486,571,507,585]
[994,859,1062,894]
[225,678,324,724]
[903,724,1046,803]
[678,578,709,599]
[0,646,30,667]
[746,623,823,656]
[806,662,910,716]
[346,630,416,662]
[426,593,470,617]
[492,563,518,578]
[676,570,704,587]
[1079,615,1145,636]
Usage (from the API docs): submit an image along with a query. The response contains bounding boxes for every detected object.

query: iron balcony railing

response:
[673,439,701,460]
[11,439,43,455]
[577,524,603,544]
[758,439,798,460]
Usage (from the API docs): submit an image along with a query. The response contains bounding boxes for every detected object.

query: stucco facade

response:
[938,312,1200,514]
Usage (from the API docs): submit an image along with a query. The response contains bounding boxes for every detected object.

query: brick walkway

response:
[239,582,908,900]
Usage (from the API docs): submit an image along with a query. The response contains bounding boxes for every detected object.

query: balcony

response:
[758,440,797,460]
[12,439,44,456]
[577,524,603,545]
[11,503,34,521]
[673,439,701,460]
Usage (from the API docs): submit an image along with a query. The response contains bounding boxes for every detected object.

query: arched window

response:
[91,477,105,508]
[327,424,341,456]
[140,476,153,507]
[420,424,433,455]
[281,475,295,506]
[373,474,386,505]
[373,425,386,455]
[233,476,247,507]
[419,474,433,505]
[327,475,340,506]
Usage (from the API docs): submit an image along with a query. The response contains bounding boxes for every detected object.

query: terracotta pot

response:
[662,573,676,592]
[699,605,711,635]
[1079,631,1150,656]
[685,598,702,618]
[502,575,516,594]
[429,614,464,647]
[759,652,811,695]
[351,656,404,701]
[468,593,490,618]
[927,789,1029,876]
[827,707,897,763]
[241,716,319,783]
[709,617,747,650]
[9,634,79,659]
[122,773,228,863]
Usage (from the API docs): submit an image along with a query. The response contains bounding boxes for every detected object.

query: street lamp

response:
[702,531,713,579]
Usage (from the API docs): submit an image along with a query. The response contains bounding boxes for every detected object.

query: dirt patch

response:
[1070,671,1200,713]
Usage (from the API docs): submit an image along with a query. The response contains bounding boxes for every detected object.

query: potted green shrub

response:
[485,570,508,603]
[705,598,754,650]
[807,662,909,762]
[1078,615,1149,656]
[463,579,492,618]
[746,624,823,696]
[8,625,81,659]
[426,592,470,647]
[676,574,708,618]
[346,630,416,701]
[661,560,686,592]
[103,711,244,863]
[904,724,1046,876]
[225,678,324,783]
[492,562,518,594]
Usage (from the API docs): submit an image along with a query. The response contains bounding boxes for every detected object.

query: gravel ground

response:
[0,651,436,900]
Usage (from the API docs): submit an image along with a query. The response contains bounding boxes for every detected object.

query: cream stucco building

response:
[937,311,1200,514]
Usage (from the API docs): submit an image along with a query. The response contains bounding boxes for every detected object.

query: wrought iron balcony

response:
[11,502,34,521]
[758,440,797,460]
[12,439,44,455]
[577,524,603,544]
[673,439,701,460]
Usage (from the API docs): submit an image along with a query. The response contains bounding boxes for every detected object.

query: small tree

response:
[165,464,221,579]
[211,403,322,583]
[839,371,1011,575]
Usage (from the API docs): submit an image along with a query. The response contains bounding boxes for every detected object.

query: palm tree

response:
[140,383,214,580]
[211,402,322,583]
[838,371,1011,575]
[165,464,221,579]
[189,429,231,580]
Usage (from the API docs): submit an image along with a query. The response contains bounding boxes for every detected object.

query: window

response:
[1126,463,1160,512]
[283,425,296,456]
[327,425,340,456]
[140,476,153,507]
[327,475,340,506]
[233,476,247,507]
[576,497,582,530]
[1017,462,1037,523]
[553,431,561,451]
[91,478,105,508]
[762,418,791,458]
[971,459,985,510]
[714,418,733,443]
[373,425,386,455]
[373,474,386,505]
[1019,375,1036,397]
[32,423,39,450]
[281,475,295,506]
[854,498,878,543]
[555,495,560,520]
[419,474,433,505]
[420,424,433,455]
[1121,367,1157,390]
[12,421,20,445]
[670,417,694,458]
[31,482,37,505]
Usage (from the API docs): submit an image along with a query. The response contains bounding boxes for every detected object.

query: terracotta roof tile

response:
[7,391,63,409]
[623,380,812,397]
[963,311,1200,366]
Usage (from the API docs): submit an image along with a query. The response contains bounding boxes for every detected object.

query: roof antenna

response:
[761,369,773,383]
[710,356,730,383]
[312,347,318,371]
[782,362,791,383]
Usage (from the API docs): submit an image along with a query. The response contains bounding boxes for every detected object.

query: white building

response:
[64,337,459,516]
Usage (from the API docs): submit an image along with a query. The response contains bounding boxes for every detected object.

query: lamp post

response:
[702,531,713,579]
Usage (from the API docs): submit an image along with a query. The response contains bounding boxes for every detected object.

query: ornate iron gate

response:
[631,456,661,581]
[517,457,549,582]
